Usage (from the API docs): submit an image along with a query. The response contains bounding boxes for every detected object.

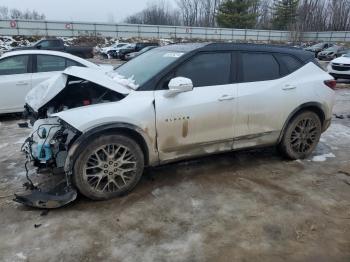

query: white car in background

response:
[327,53,350,79]
[99,43,128,57]
[0,50,113,114]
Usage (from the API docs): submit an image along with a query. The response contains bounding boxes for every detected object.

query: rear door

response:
[0,54,33,113]
[31,54,81,88]
[234,52,303,149]
[154,52,237,162]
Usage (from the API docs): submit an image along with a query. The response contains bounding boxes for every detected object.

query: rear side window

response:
[66,59,83,67]
[240,53,280,82]
[176,53,231,87]
[40,40,61,48]
[277,55,303,73]
[0,55,29,75]
[37,55,66,72]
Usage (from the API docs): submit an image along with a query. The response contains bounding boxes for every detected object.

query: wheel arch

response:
[278,102,326,143]
[64,122,159,174]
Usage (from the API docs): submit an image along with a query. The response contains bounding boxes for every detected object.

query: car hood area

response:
[26,66,131,112]
[330,56,350,64]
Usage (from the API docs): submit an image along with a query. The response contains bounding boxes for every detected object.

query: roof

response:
[159,43,208,52]
[0,49,99,67]
[160,42,314,62]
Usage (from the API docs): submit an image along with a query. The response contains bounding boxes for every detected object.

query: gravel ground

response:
[0,85,350,261]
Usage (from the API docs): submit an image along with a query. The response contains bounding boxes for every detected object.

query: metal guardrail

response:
[0,19,290,42]
[1,19,350,43]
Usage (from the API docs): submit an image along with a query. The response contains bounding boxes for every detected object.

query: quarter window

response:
[176,53,231,87]
[277,55,303,73]
[240,53,280,82]
[37,55,66,72]
[0,55,29,75]
[66,59,83,67]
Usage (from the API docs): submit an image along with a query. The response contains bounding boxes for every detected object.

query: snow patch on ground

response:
[151,188,161,198]
[15,138,26,144]
[312,153,336,162]
[15,252,27,260]
[0,143,9,149]
[6,162,17,169]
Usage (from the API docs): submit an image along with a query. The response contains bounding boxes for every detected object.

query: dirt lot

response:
[0,86,350,261]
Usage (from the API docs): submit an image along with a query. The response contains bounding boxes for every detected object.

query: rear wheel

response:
[73,134,144,200]
[279,111,322,159]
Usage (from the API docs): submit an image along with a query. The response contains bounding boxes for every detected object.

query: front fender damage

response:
[14,182,77,209]
[14,117,81,209]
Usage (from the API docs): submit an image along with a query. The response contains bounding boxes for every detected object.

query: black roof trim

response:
[160,42,314,62]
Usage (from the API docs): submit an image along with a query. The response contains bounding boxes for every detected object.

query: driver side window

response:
[0,55,29,75]
[175,53,231,88]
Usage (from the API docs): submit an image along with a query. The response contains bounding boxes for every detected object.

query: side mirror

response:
[165,77,193,97]
[36,44,42,49]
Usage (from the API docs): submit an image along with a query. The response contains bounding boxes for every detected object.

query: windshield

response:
[324,46,339,52]
[311,43,325,48]
[115,49,184,87]
[111,43,126,48]
[32,40,42,46]
[140,46,155,53]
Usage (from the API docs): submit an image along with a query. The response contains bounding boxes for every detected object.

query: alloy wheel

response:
[290,117,319,153]
[83,144,138,193]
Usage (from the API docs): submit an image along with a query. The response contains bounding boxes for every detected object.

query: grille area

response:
[332,63,350,71]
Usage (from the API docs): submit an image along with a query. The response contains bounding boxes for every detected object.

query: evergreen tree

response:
[272,0,299,30]
[216,0,259,29]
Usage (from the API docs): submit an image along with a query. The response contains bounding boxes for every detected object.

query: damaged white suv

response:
[16,43,335,208]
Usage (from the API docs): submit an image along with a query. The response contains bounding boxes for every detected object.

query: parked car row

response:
[304,42,350,60]
[100,42,159,60]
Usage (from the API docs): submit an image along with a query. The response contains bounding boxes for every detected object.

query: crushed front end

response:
[14,117,81,209]
[14,67,129,208]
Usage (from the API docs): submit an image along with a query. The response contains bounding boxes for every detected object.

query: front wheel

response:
[73,134,144,200]
[279,111,322,160]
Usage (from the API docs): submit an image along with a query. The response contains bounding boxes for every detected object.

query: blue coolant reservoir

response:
[37,144,52,161]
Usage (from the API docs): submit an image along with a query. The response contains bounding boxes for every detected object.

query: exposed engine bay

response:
[25,75,125,122]
[15,74,127,208]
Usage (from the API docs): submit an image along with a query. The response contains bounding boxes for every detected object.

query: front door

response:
[154,52,237,162]
[0,55,32,113]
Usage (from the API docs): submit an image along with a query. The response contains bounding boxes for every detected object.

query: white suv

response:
[17,43,335,208]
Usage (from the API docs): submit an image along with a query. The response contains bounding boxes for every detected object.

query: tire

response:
[279,111,322,160]
[73,134,144,200]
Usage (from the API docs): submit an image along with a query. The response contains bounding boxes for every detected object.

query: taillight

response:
[83,99,91,106]
[324,80,337,90]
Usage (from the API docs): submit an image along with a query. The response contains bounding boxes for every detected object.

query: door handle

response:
[282,84,296,90]
[218,94,235,101]
[16,81,29,86]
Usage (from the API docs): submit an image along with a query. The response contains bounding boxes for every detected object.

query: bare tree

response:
[0,6,46,20]
[328,0,350,31]
[125,0,180,25]
[0,6,9,19]
[124,0,350,32]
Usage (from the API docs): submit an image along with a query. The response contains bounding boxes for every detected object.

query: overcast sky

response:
[1,0,175,23]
